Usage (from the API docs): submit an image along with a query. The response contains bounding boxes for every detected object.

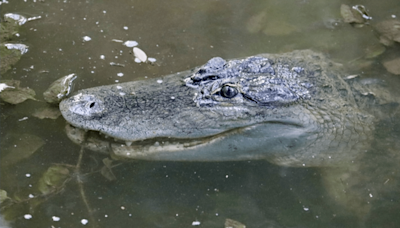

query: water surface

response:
[1,0,400,227]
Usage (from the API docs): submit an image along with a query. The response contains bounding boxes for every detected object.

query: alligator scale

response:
[59,50,384,168]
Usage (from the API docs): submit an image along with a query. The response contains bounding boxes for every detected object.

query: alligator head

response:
[59,50,374,167]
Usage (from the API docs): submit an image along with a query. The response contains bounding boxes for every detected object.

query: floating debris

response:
[340,4,371,25]
[4,43,29,54]
[123,40,138,47]
[52,216,60,222]
[133,47,147,63]
[361,92,375,96]
[4,13,27,25]
[109,62,125,67]
[81,219,88,225]
[4,13,41,25]
[43,73,77,104]
[112,39,123,43]
[0,83,15,92]
[27,16,42,22]
[0,80,36,104]
[344,74,359,80]
[351,5,372,20]
[18,117,28,121]
[82,36,91,42]
[148,57,156,63]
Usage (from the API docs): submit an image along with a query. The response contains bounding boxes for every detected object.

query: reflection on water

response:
[1,0,400,227]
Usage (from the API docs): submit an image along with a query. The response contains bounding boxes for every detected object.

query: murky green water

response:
[1,0,400,227]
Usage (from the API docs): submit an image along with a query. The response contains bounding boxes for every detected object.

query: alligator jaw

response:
[66,118,308,162]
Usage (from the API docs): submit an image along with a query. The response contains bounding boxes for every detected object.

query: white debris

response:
[83,36,91,42]
[117,72,124,77]
[4,43,29,54]
[4,13,27,25]
[52,216,60,221]
[24,214,32,220]
[303,207,310,211]
[100,55,105,60]
[191,220,201,226]
[27,15,41,22]
[133,47,147,62]
[0,83,15,92]
[4,13,42,25]
[81,219,88,225]
[123,26,128,30]
[344,74,359,80]
[109,62,125,67]
[112,39,123,43]
[148,57,156,63]
[134,58,141,63]
[156,79,163,84]
[361,92,375,96]
[123,40,138,47]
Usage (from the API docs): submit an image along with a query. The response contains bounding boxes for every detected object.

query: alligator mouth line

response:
[66,123,244,155]
[66,120,303,158]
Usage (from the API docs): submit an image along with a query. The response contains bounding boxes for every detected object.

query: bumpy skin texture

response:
[60,50,376,167]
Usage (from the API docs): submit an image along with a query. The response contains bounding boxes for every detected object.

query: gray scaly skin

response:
[60,50,378,168]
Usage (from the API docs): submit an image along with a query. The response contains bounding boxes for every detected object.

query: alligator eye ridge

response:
[220,85,238,98]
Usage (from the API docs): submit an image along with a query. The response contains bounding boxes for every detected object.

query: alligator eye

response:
[220,85,238,98]
[89,102,95,108]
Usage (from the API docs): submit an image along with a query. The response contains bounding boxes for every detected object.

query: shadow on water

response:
[1,0,400,227]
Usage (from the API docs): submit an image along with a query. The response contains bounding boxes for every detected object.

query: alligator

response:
[60,49,400,222]
[59,49,393,167]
